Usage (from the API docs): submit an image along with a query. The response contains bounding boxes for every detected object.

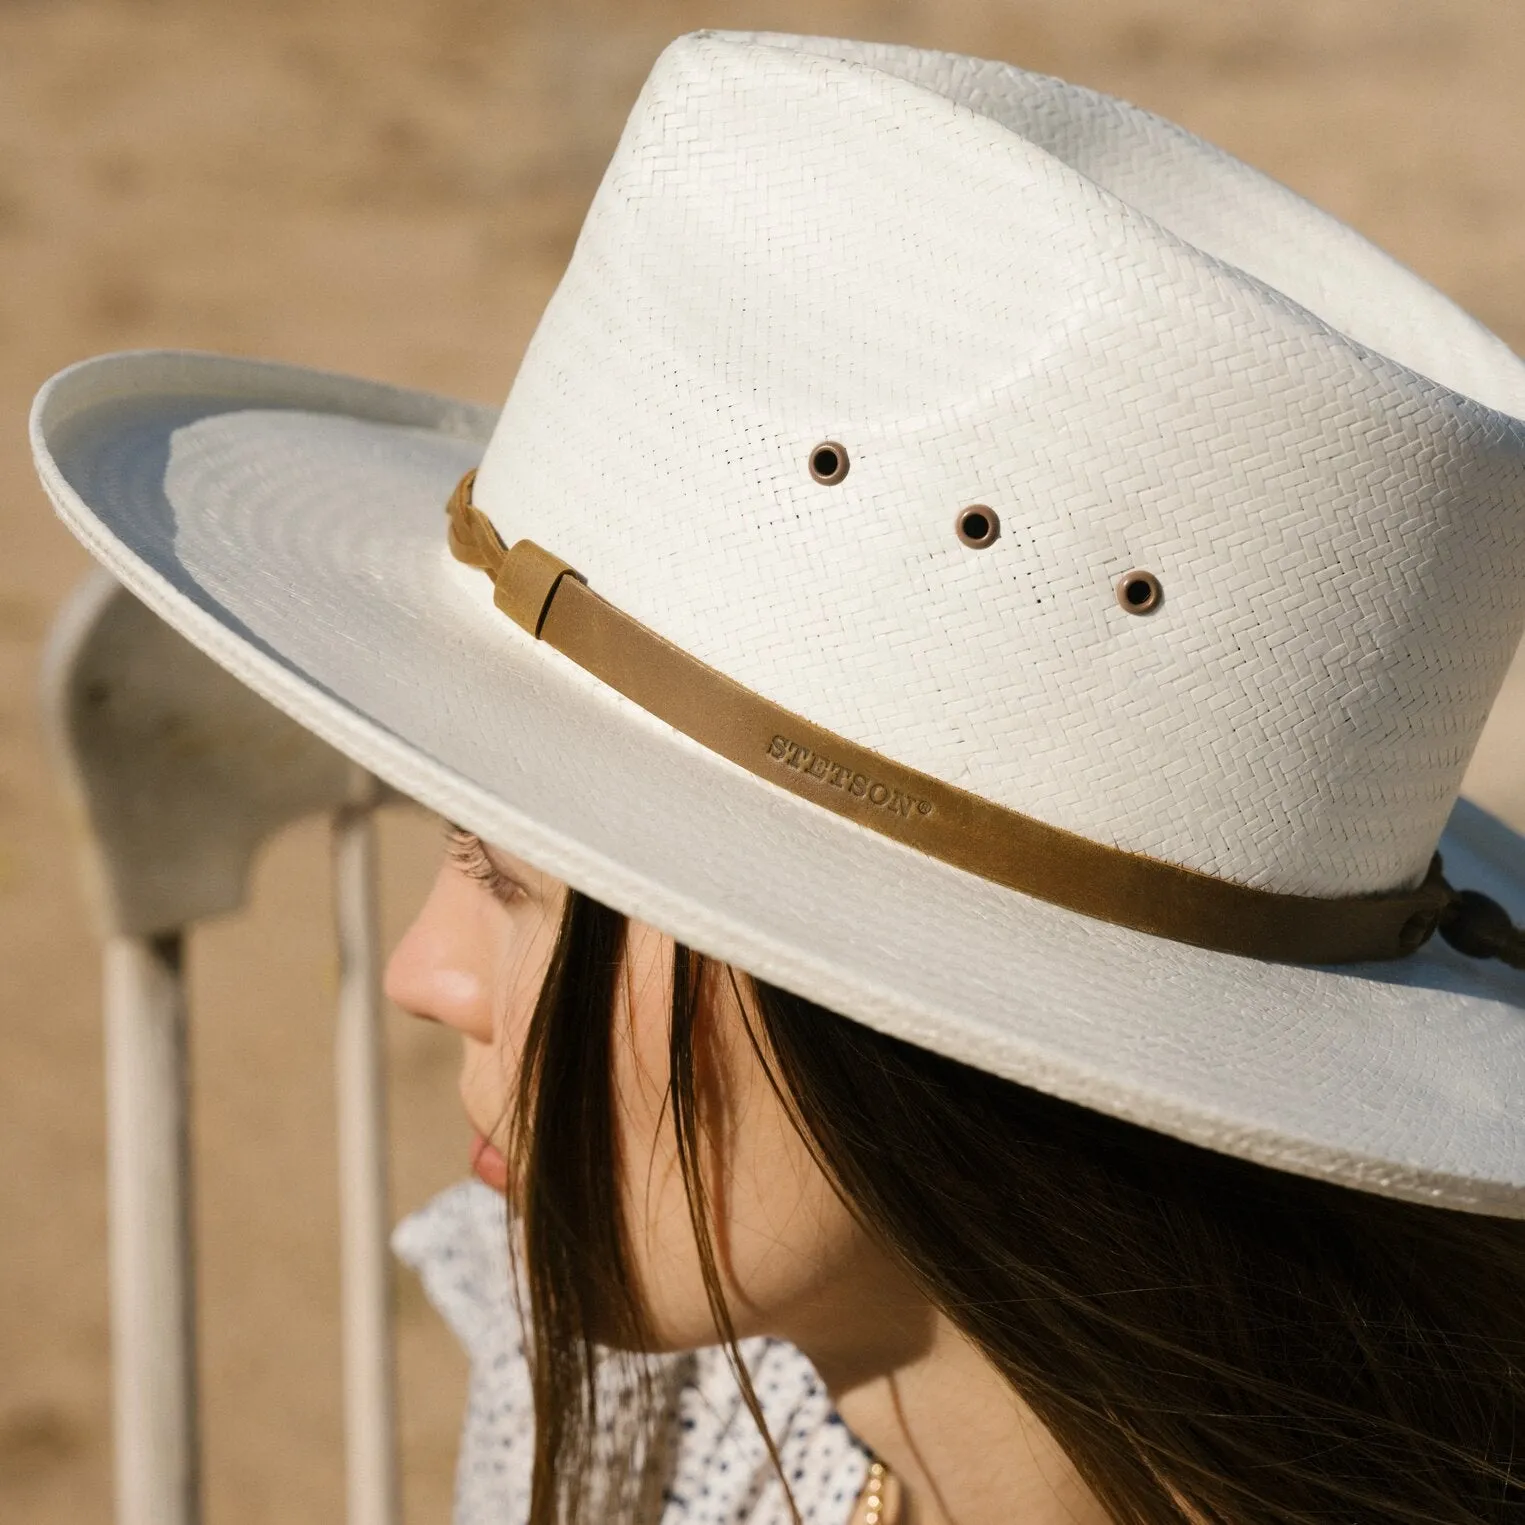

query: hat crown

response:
[473,30,1525,898]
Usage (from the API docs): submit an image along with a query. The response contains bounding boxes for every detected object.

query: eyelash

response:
[444,823,526,907]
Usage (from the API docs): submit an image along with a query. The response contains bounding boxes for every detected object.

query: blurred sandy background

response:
[2,1,1523,1521]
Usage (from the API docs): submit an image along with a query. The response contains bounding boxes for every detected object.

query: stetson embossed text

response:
[766,734,933,819]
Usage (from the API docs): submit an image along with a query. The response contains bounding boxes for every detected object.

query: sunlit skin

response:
[384,825,1111,1525]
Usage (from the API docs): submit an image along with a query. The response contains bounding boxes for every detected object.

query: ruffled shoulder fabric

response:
[392,1182,872,1524]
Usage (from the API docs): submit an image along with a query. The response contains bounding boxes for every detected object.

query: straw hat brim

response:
[32,349,1525,1215]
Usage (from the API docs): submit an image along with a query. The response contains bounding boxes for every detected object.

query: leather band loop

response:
[446,470,1481,967]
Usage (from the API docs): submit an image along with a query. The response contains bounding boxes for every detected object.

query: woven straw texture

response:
[477,30,1525,896]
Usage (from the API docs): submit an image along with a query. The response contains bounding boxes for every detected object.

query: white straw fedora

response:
[31,31,1525,1213]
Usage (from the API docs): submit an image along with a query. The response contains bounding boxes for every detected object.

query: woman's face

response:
[383,824,923,1360]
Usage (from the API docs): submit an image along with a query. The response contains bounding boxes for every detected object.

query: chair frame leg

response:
[104,932,200,1525]
[335,796,401,1525]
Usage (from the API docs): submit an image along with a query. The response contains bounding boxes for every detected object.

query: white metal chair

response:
[41,568,405,1525]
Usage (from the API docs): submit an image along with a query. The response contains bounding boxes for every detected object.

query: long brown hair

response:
[508,886,1525,1524]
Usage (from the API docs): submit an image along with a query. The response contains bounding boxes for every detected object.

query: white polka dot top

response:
[393,1181,873,1525]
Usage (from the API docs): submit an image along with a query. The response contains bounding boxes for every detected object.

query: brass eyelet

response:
[808,441,849,485]
[955,505,999,548]
[1116,569,1163,614]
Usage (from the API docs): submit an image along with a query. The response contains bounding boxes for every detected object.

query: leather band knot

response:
[1437,871,1525,969]
[446,468,507,576]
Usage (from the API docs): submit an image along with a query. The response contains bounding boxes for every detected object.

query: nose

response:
[384,862,495,1043]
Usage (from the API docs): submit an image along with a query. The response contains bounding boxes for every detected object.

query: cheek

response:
[703,1085,864,1329]
[461,896,568,1146]
[610,930,869,1349]
[458,1042,510,1135]
[492,929,552,1064]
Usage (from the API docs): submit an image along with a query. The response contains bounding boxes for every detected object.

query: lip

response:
[469,1131,510,1194]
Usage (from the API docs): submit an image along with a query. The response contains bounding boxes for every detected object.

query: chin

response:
[469,1130,514,1196]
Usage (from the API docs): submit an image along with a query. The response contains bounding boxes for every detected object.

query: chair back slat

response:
[43,573,405,1525]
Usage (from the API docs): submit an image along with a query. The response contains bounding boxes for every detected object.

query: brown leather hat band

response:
[446,469,1509,968]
